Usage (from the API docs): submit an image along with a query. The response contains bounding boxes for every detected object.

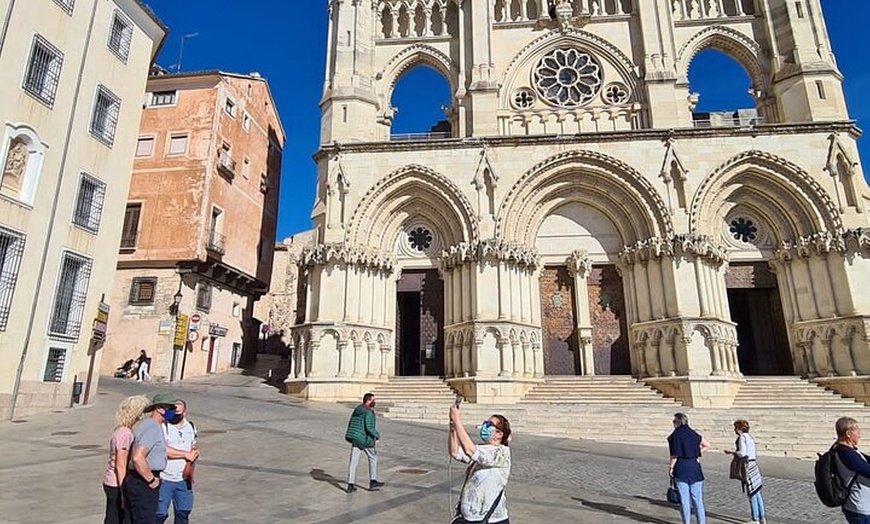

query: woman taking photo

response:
[448,404,511,524]
[725,419,766,524]
[668,412,711,524]
[102,395,149,524]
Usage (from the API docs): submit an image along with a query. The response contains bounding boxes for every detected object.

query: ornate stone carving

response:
[300,243,396,272]
[439,238,540,270]
[566,249,592,279]
[774,229,870,262]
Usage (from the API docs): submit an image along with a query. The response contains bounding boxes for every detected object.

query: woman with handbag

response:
[725,419,766,524]
[668,412,711,524]
[448,404,511,524]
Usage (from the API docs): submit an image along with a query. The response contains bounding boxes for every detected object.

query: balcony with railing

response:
[217,150,236,180]
[206,229,226,256]
[692,109,763,128]
[672,0,757,22]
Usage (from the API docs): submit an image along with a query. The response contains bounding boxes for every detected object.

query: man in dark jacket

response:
[345,392,384,493]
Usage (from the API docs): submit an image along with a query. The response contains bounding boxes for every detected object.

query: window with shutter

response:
[120,203,141,250]
[129,277,157,305]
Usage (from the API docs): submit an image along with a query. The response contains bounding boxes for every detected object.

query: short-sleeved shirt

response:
[103,426,133,487]
[454,444,511,523]
[160,420,196,482]
[132,418,167,472]
[668,425,704,483]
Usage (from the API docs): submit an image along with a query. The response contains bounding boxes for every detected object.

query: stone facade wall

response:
[539,267,577,375]
[588,266,631,375]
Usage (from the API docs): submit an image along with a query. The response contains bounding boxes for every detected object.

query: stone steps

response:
[377,376,870,458]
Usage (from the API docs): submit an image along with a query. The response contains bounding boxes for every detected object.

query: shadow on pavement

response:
[310,468,349,492]
[572,497,673,523]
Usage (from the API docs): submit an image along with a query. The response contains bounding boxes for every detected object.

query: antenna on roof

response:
[175,32,200,72]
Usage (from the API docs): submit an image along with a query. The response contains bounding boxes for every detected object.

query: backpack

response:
[815,444,858,507]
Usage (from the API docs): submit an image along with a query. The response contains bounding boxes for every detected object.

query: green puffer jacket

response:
[345,404,379,448]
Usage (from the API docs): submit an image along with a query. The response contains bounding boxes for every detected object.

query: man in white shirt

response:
[156,399,199,524]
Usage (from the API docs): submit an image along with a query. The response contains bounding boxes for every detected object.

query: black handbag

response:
[666,478,681,504]
[729,455,748,482]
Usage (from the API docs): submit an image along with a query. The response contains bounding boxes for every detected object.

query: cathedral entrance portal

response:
[726,263,793,375]
[395,270,444,376]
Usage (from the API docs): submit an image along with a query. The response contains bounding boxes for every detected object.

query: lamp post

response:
[169,288,183,382]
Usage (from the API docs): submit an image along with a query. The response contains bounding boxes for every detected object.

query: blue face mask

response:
[162,408,176,422]
[479,421,494,442]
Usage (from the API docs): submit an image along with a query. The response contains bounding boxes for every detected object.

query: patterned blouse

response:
[454,444,511,522]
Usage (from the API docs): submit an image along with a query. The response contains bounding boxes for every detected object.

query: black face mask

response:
[169,413,184,425]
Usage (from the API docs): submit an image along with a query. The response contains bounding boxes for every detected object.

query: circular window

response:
[729,218,758,243]
[512,88,536,109]
[534,48,602,108]
[407,227,433,252]
[603,82,629,105]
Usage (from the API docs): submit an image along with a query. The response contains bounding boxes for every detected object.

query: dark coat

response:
[345,404,379,448]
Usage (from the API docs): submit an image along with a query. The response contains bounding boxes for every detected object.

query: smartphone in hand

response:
[454,394,462,408]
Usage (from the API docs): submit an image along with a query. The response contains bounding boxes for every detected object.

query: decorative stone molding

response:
[439,238,540,270]
[300,243,396,272]
[791,316,870,377]
[677,25,765,89]
[566,249,592,278]
[774,229,870,262]
[672,233,729,266]
[631,318,739,378]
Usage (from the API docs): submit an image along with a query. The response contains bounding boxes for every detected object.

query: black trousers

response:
[103,484,130,524]
[123,471,160,524]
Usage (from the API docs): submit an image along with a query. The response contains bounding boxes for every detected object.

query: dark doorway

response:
[726,263,793,375]
[539,266,579,375]
[588,266,631,375]
[395,270,444,376]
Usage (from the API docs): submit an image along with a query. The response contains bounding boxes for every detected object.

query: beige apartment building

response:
[100,70,285,382]
[287,0,870,407]
[0,0,166,418]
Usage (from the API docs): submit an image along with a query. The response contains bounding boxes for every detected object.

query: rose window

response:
[407,227,433,252]
[603,83,629,105]
[512,88,536,109]
[534,48,602,108]
[729,218,758,243]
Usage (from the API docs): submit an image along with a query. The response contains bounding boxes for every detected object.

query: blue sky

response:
[146,1,869,240]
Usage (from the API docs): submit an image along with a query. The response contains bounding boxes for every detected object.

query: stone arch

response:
[498,150,673,245]
[500,28,642,110]
[378,44,458,113]
[347,164,478,251]
[677,26,766,91]
[690,150,842,243]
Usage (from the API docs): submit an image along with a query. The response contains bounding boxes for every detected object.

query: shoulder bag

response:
[666,478,681,504]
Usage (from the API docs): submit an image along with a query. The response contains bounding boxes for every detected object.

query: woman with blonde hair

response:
[725,419,766,524]
[103,395,150,524]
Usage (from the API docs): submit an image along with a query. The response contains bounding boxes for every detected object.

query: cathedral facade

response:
[288,0,870,407]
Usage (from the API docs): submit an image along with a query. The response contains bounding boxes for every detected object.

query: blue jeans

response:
[843,508,870,524]
[675,480,706,524]
[749,490,765,521]
[156,480,193,524]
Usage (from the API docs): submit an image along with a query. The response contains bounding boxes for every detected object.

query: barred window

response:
[151,91,176,106]
[0,226,26,331]
[120,203,141,250]
[52,0,74,14]
[107,11,133,62]
[43,347,68,382]
[129,277,157,305]
[72,173,106,233]
[23,35,63,107]
[90,86,121,146]
[49,252,92,340]
[196,283,212,312]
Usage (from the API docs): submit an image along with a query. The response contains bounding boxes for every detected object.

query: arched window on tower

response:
[688,49,759,128]
[390,65,453,141]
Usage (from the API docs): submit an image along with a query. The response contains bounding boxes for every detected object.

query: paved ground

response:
[0,371,845,523]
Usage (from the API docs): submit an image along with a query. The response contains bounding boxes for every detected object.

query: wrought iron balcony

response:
[206,229,226,255]
[217,150,236,179]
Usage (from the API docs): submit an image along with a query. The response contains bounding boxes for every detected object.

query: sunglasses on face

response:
[482,420,502,432]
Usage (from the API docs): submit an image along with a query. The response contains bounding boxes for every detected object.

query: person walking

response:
[725,419,766,524]
[668,412,710,524]
[125,392,177,524]
[835,417,870,523]
[102,395,150,524]
[156,399,199,524]
[136,350,151,382]
[448,404,512,524]
[344,392,384,493]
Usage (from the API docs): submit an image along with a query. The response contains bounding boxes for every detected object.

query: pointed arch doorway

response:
[395,269,444,376]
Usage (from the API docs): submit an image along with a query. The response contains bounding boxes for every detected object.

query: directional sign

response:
[174,314,189,348]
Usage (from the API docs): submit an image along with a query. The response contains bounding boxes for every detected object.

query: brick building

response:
[101,70,284,381]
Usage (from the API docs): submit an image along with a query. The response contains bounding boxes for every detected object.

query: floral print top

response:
[454,444,511,522]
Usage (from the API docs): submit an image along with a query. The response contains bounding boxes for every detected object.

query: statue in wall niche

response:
[2,137,28,194]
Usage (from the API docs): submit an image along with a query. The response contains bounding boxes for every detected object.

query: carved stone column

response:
[567,250,595,375]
